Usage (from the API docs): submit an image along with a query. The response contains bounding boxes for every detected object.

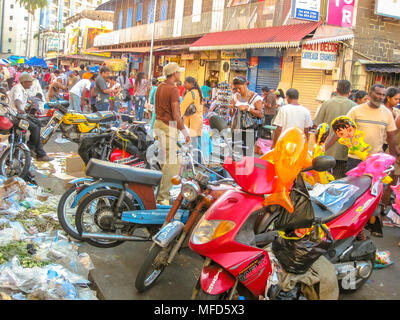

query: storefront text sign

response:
[327,0,356,27]
[301,42,338,70]
[292,0,321,22]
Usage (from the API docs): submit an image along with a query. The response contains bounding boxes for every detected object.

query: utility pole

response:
[148,0,158,79]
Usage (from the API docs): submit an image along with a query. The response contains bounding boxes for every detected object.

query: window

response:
[192,0,203,22]
[24,17,28,21]
[126,8,133,28]
[160,0,168,21]
[9,27,12,31]
[10,16,13,20]
[10,4,14,9]
[136,0,143,25]
[148,0,155,24]
[7,50,11,53]
[8,39,11,43]
[118,11,123,30]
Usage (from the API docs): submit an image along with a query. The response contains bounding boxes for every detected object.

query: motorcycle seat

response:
[312,175,372,224]
[85,159,162,186]
[84,111,118,123]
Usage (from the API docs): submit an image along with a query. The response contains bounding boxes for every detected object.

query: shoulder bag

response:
[184,90,197,116]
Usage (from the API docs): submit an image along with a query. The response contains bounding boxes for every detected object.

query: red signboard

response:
[327,0,356,28]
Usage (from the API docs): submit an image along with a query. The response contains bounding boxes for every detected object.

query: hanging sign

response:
[292,0,321,22]
[249,56,259,68]
[327,0,356,27]
[301,42,338,70]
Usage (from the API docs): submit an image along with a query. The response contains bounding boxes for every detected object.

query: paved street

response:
[43,137,400,300]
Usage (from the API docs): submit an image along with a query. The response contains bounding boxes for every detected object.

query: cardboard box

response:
[65,156,86,176]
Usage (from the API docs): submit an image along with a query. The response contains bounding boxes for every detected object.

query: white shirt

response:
[273,103,313,132]
[70,79,91,97]
[9,83,28,112]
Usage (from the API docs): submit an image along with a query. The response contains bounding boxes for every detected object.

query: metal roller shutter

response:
[255,57,281,95]
[291,57,323,117]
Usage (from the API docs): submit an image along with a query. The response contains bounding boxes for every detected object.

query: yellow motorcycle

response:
[41,101,120,145]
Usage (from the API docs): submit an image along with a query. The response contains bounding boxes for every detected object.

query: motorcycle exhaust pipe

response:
[81,232,151,242]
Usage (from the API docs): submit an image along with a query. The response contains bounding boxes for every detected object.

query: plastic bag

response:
[275,176,315,231]
[309,182,359,215]
[375,250,393,268]
[272,224,333,275]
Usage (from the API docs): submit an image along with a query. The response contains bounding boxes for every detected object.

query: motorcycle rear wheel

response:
[0,146,31,179]
[135,244,171,293]
[75,189,137,248]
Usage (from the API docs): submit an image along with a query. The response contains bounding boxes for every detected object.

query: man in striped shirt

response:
[327,84,399,172]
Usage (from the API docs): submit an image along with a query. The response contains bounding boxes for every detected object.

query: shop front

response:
[279,41,344,117]
[352,61,400,91]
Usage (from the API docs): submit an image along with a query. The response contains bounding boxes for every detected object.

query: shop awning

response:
[87,46,162,54]
[366,65,400,73]
[304,24,354,44]
[189,21,323,51]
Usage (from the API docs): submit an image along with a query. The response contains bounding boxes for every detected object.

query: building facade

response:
[93,0,399,116]
[0,0,40,57]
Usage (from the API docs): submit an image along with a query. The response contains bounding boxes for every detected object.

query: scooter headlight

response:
[191,217,236,245]
[18,119,29,130]
[181,181,200,202]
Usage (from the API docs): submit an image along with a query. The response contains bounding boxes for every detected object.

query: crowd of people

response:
[2,62,400,239]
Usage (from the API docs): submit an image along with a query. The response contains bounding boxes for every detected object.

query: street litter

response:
[0,174,98,300]
[374,250,394,269]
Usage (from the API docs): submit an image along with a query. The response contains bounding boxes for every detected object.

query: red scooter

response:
[189,115,396,300]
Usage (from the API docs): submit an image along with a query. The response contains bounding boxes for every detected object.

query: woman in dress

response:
[180,77,204,163]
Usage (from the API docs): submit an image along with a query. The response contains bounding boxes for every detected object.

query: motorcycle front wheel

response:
[57,185,86,241]
[0,145,31,179]
[135,244,172,293]
[75,189,137,248]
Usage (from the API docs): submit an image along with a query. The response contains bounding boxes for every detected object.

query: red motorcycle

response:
[189,115,396,300]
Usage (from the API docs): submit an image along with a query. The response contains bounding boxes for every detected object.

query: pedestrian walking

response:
[354,90,369,105]
[180,76,204,163]
[133,72,149,121]
[230,76,264,156]
[314,80,357,178]
[94,66,112,112]
[154,62,191,205]
[272,88,313,148]
[118,71,133,114]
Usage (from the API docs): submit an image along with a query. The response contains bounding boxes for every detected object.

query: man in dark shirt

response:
[94,67,112,111]
[261,86,276,139]
[154,62,191,205]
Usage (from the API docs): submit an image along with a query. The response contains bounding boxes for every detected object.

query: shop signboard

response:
[375,0,400,20]
[83,27,112,57]
[231,59,248,71]
[70,28,80,54]
[327,0,356,27]
[301,42,338,70]
[249,56,259,68]
[221,51,247,60]
[291,0,321,22]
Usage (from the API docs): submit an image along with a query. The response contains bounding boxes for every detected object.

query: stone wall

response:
[354,0,400,62]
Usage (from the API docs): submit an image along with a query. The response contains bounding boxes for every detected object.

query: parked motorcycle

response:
[57,124,161,240]
[135,146,235,292]
[189,115,395,300]
[40,100,120,145]
[73,144,232,250]
[0,97,31,179]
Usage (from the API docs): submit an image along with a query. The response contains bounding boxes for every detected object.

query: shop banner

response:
[327,0,356,27]
[375,0,400,20]
[301,42,338,70]
[83,27,112,57]
[292,0,321,22]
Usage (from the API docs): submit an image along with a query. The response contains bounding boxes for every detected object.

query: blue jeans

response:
[95,102,110,112]
[126,99,133,115]
[134,95,146,121]
[69,93,81,112]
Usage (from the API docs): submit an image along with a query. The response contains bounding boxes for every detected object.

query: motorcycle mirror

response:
[209,115,228,132]
[311,156,336,172]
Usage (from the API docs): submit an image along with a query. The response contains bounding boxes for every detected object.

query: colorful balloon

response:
[261,127,312,213]
[331,116,371,161]
[391,183,400,214]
